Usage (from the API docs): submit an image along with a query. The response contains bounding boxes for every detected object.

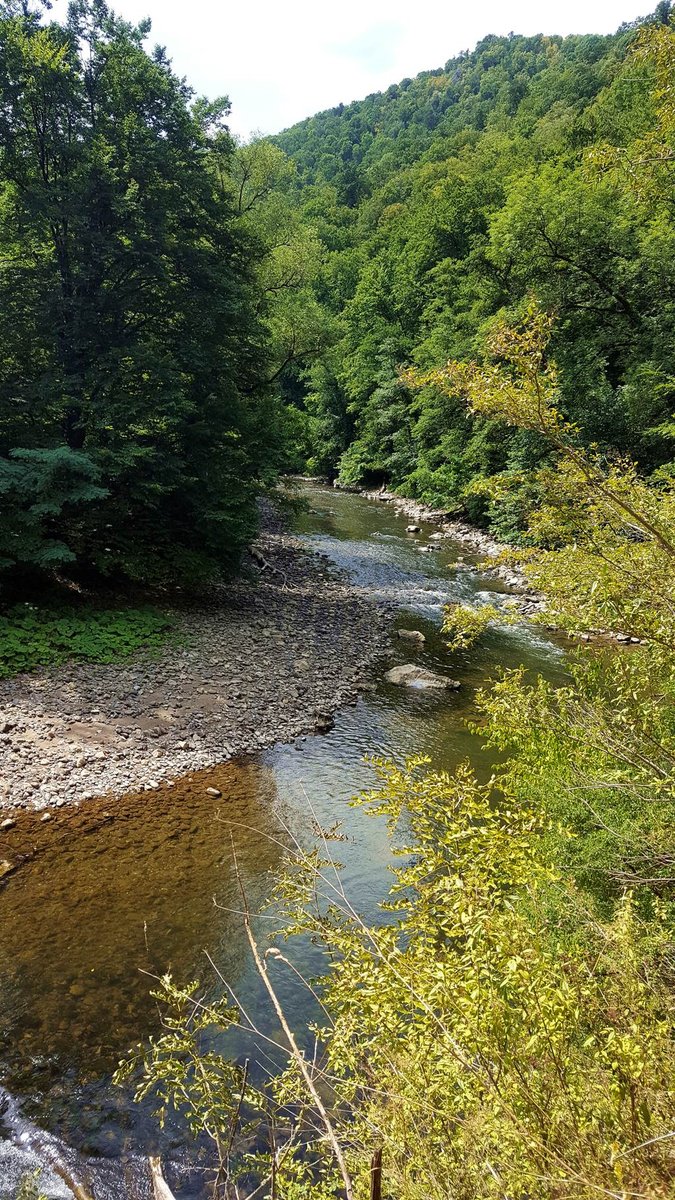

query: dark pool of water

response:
[0,485,566,1194]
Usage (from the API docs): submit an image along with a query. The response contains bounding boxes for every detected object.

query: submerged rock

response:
[385,664,459,690]
[314,711,335,733]
[397,629,426,644]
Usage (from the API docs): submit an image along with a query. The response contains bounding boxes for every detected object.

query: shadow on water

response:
[0,484,567,1195]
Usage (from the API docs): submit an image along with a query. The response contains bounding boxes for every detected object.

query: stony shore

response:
[361,486,547,619]
[359,485,643,639]
[0,506,391,811]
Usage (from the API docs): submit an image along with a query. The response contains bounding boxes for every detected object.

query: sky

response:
[50,0,656,138]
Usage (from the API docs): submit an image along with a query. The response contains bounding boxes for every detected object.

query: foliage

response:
[14,1174,46,1200]
[122,306,675,1198]
[116,973,345,1199]
[0,1,292,588]
[273,6,675,538]
[0,603,174,677]
[416,304,675,899]
[114,977,249,1192]
[0,448,107,573]
[267,760,675,1200]
[442,601,502,650]
[121,757,675,1200]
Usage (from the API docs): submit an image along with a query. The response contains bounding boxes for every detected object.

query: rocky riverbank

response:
[0,506,391,811]
[360,486,547,618]
[356,485,645,640]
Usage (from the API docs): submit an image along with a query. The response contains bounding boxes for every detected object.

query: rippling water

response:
[0,485,566,1196]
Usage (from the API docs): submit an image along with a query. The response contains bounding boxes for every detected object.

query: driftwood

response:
[149,1156,178,1200]
[250,546,288,589]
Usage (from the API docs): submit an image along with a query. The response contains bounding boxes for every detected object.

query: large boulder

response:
[385,664,459,690]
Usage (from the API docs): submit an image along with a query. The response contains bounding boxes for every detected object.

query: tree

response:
[0,1,274,586]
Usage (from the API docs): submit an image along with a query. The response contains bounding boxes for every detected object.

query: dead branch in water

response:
[149,1156,177,1200]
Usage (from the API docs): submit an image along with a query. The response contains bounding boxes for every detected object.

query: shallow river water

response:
[0,485,566,1196]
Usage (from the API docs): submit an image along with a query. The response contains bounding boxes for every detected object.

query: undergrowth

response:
[0,604,176,678]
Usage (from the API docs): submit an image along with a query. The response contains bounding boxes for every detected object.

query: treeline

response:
[275,2,675,541]
[0,0,312,591]
[7,2,670,593]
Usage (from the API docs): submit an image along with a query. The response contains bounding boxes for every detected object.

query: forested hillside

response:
[276,3,675,540]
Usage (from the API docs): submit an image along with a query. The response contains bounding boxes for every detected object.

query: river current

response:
[0,485,565,1197]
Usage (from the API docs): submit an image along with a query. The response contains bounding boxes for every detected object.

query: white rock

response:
[385,664,459,690]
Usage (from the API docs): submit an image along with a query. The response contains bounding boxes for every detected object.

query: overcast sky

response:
[50,0,656,138]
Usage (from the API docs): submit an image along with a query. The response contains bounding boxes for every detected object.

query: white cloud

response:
[49,0,655,137]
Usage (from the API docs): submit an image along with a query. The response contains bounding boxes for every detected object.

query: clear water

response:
[0,485,565,1195]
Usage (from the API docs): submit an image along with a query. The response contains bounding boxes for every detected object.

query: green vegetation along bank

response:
[0,0,304,597]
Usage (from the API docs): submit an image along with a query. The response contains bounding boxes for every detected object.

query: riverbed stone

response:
[385,664,460,690]
[398,629,426,644]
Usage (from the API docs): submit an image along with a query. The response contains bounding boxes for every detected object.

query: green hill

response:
[274,5,675,541]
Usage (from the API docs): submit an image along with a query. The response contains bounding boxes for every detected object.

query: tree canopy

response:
[0,1,295,587]
[275,6,675,541]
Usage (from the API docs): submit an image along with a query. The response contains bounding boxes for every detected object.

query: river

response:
[0,484,565,1197]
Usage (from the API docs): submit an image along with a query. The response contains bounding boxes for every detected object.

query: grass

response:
[0,603,177,678]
